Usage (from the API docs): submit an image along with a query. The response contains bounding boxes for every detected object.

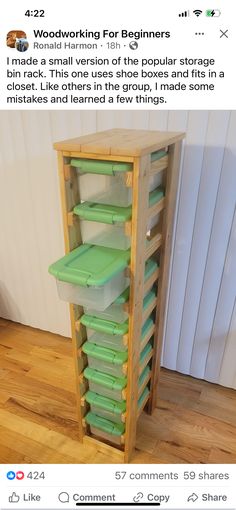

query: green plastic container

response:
[84,341,153,401]
[84,258,158,324]
[71,159,132,175]
[85,385,150,444]
[81,314,129,336]
[71,153,166,207]
[48,244,130,311]
[85,411,125,445]
[83,327,153,377]
[86,314,154,354]
[73,187,164,250]
[151,149,167,162]
[82,342,128,377]
[85,364,150,424]
[84,367,127,401]
[82,287,156,338]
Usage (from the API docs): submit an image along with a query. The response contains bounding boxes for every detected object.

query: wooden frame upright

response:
[53,128,184,462]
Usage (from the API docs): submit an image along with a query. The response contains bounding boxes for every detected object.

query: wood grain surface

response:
[0,319,235,464]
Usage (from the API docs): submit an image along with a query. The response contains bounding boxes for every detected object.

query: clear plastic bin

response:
[79,220,131,250]
[88,381,124,401]
[85,386,150,446]
[74,187,164,251]
[89,404,124,424]
[86,328,127,350]
[85,411,125,445]
[56,272,126,311]
[82,342,128,378]
[85,365,150,424]
[49,244,130,311]
[86,356,126,378]
[89,426,123,445]
[86,328,127,351]
[84,367,127,402]
[71,152,167,207]
[84,301,128,325]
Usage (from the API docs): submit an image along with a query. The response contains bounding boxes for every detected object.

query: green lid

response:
[143,289,157,311]
[83,319,152,367]
[115,260,158,304]
[85,390,126,415]
[82,342,128,365]
[71,159,132,175]
[84,367,127,390]
[81,290,155,335]
[151,149,167,163]
[48,244,130,287]
[114,286,130,304]
[85,411,125,436]
[149,187,164,207]
[139,364,151,387]
[73,186,163,225]
[138,386,150,409]
[73,202,132,225]
[81,314,129,335]
[140,341,153,365]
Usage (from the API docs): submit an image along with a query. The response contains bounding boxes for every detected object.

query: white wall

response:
[0,110,235,389]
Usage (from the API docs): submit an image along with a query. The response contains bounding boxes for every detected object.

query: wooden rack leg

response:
[57,151,85,442]
[147,141,183,414]
[124,155,150,463]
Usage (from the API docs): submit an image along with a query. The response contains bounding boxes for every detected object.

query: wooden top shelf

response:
[53,128,185,157]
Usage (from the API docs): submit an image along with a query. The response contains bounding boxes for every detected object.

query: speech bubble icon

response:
[58,492,70,503]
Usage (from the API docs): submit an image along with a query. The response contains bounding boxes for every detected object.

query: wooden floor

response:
[0,318,236,464]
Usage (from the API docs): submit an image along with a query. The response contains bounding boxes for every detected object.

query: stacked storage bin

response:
[50,128,184,461]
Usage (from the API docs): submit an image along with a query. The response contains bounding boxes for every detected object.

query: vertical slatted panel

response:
[163,111,209,369]
[190,112,236,379]
[177,111,230,373]
[0,110,235,389]
[205,208,236,382]
[219,299,236,388]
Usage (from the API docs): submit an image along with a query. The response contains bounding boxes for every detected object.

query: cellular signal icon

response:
[179,10,190,17]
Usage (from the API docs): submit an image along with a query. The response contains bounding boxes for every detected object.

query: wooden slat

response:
[124,155,149,463]
[147,197,165,221]
[148,141,183,413]
[139,350,154,376]
[142,298,158,325]
[54,129,122,151]
[62,151,134,163]
[145,232,162,260]
[144,267,159,295]
[138,374,152,399]
[57,152,84,441]
[140,324,156,352]
[54,129,185,156]
[83,435,125,460]
[149,156,169,175]
[137,391,151,418]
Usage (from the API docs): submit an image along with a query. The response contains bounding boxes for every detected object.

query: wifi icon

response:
[193,9,203,16]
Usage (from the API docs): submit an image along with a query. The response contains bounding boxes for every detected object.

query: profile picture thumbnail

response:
[6,30,29,51]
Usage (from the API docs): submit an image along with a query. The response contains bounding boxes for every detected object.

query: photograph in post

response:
[0,110,235,465]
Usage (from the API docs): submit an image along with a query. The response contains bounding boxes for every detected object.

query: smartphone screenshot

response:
[0,0,236,509]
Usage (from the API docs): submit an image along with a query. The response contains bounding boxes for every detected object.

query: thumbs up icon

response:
[9,492,20,503]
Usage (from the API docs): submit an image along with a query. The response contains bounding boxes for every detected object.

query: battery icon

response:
[206,9,221,17]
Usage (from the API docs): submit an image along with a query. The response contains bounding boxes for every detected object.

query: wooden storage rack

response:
[53,128,184,462]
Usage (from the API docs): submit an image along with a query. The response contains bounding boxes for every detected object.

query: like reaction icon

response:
[9,492,20,503]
